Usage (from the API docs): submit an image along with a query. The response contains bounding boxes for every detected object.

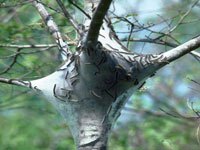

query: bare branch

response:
[0,47,55,59]
[0,42,76,49]
[69,0,91,19]
[126,23,134,48]
[0,48,21,75]
[0,77,31,88]
[159,108,200,121]
[0,42,77,59]
[0,0,31,8]
[123,107,165,117]
[85,0,113,45]
[0,44,57,49]
[32,0,71,58]
[0,106,54,115]
[121,37,177,47]
[191,51,200,59]
[163,36,200,62]
[123,106,200,122]
[121,37,200,60]
[169,0,200,33]
[56,0,80,34]
[188,78,200,86]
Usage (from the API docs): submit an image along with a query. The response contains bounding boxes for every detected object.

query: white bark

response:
[163,36,200,62]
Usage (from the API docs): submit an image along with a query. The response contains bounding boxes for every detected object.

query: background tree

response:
[0,0,200,149]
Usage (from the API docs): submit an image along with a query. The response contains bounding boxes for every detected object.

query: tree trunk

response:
[73,102,111,150]
[57,98,112,150]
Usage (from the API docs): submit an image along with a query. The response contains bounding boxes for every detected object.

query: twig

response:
[190,51,200,60]
[69,0,91,19]
[0,48,21,75]
[188,78,200,86]
[159,107,200,121]
[0,42,76,49]
[0,77,31,88]
[0,43,56,49]
[169,0,200,33]
[126,23,134,48]
[121,37,200,60]
[32,0,71,58]
[56,0,80,34]
[0,105,55,114]
[0,46,55,59]
[0,0,32,8]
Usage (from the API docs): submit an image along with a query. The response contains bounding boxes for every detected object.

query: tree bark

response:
[66,99,112,150]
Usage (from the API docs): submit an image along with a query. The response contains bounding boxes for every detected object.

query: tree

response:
[0,0,200,149]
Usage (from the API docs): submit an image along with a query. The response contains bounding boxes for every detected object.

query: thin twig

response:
[0,42,76,49]
[69,0,91,19]
[0,0,32,8]
[126,23,134,48]
[0,48,21,75]
[0,43,57,49]
[56,0,80,34]
[169,0,200,33]
[121,37,200,59]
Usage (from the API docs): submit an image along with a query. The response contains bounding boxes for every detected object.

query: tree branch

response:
[121,37,200,59]
[0,44,57,49]
[163,36,200,62]
[32,0,71,58]
[56,0,80,34]
[191,51,200,59]
[0,42,76,49]
[69,0,91,19]
[0,77,31,88]
[169,0,199,33]
[0,48,21,75]
[85,0,113,45]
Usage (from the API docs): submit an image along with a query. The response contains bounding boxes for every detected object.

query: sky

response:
[113,0,163,18]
